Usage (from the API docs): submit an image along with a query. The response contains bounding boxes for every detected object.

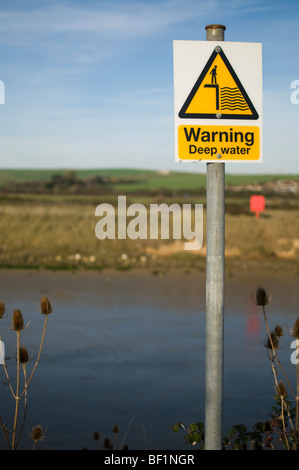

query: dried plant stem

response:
[262,306,295,399]
[280,396,290,450]
[11,330,20,450]
[269,357,289,447]
[119,412,138,450]
[15,363,28,450]
[32,438,38,451]
[268,351,279,390]
[0,415,11,449]
[2,363,16,398]
[19,314,48,399]
[0,298,52,450]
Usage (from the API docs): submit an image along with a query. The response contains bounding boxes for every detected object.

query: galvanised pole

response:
[204,24,226,451]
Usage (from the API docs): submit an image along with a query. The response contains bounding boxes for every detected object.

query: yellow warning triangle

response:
[179,47,259,120]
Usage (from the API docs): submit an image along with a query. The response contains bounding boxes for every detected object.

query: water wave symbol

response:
[220,87,249,111]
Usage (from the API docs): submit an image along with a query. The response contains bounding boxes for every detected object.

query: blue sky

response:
[0,0,298,174]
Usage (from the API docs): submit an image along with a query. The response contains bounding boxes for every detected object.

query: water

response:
[0,268,298,450]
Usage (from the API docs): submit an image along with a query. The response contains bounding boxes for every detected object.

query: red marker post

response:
[250,195,265,219]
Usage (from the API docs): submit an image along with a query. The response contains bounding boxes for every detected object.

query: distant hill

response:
[0,168,299,195]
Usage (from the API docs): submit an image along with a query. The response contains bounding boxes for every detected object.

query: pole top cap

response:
[205,24,226,30]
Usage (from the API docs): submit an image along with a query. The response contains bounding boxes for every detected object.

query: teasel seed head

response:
[103,437,112,449]
[12,309,24,331]
[276,381,287,398]
[254,287,272,307]
[0,302,5,319]
[93,431,100,441]
[264,331,279,350]
[112,425,119,434]
[274,325,284,337]
[291,317,299,339]
[40,296,53,315]
[19,345,29,364]
[31,425,44,443]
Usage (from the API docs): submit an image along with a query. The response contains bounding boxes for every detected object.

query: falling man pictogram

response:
[210,65,217,84]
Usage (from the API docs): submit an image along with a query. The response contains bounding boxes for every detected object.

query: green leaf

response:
[235,424,247,435]
[254,421,265,433]
[189,423,198,432]
[173,422,184,432]
[196,422,204,433]
[173,423,180,433]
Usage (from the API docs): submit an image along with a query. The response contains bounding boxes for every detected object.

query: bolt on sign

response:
[173,41,262,162]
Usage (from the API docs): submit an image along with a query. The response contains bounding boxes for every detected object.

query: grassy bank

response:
[0,190,299,275]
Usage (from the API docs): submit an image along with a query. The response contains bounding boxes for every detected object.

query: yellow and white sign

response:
[173,41,262,162]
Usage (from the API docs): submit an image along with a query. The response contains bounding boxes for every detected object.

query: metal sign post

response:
[204,24,226,451]
[173,24,262,451]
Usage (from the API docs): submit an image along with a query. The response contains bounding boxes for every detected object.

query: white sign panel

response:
[173,40,262,163]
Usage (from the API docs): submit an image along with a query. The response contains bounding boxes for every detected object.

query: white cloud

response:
[0,0,295,47]
[0,1,214,45]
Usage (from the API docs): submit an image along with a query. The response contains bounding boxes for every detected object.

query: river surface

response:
[0,268,298,450]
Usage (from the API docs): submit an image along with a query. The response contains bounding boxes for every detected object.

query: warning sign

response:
[178,125,260,160]
[173,40,262,163]
[178,47,258,120]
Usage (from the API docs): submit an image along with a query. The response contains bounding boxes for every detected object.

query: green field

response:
[0,168,299,193]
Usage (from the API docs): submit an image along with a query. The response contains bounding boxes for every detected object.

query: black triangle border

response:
[178,48,259,120]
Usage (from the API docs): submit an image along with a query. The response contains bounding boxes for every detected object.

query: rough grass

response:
[1,194,299,274]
